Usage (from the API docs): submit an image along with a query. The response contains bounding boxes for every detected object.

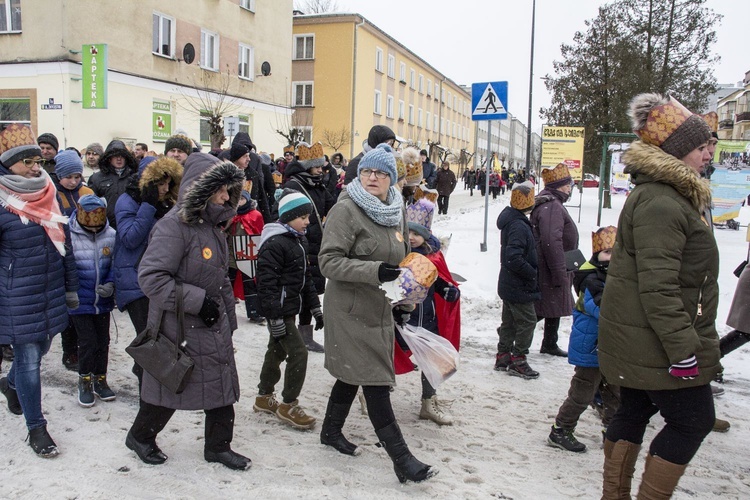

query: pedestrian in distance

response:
[435,160,457,215]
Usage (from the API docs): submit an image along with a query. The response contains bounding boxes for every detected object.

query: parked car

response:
[575,173,600,188]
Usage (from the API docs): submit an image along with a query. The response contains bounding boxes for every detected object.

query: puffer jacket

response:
[598,141,721,390]
[496,206,540,303]
[68,213,116,315]
[138,154,244,410]
[567,259,607,368]
[88,140,138,229]
[256,222,320,319]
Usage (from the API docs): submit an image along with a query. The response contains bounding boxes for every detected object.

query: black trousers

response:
[606,384,714,465]
[60,317,78,355]
[228,267,261,320]
[437,195,450,214]
[329,379,395,431]
[71,313,111,375]
[126,296,150,386]
[130,400,235,453]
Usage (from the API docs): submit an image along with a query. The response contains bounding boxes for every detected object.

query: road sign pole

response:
[480,142,492,252]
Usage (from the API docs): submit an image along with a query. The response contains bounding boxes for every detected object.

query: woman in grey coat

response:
[125,153,252,471]
[318,143,437,483]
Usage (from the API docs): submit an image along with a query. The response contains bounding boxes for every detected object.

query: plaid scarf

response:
[0,170,68,255]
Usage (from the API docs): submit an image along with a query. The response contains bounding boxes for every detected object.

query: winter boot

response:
[78,374,95,408]
[126,430,167,465]
[62,351,79,371]
[710,383,724,397]
[204,448,252,470]
[636,453,688,500]
[507,355,540,379]
[547,425,586,452]
[27,425,59,458]
[320,400,360,456]
[602,438,641,500]
[540,324,567,357]
[712,417,730,433]
[419,395,453,425]
[300,324,324,353]
[494,351,511,371]
[276,399,316,430]
[253,393,280,415]
[375,421,438,483]
[93,374,116,401]
[0,376,23,415]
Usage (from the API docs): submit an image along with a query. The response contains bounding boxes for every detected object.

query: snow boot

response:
[78,374,95,408]
[28,425,59,458]
[276,399,316,430]
[93,374,116,401]
[62,351,79,371]
[602,438,641,499]
[494,351,511,371]
[253,393,280,415]
[419,396,453,425]
[300,324,324,353]
[0,376,23,415]
[712,417,730,433]
[375,421,438,483]
[540,326,567,357]
[547,425,586,452]
[204,448,252,470]
[126,430,167,465]
[507,355,539,379]
[320,400,360,456]
[636,453,687,500]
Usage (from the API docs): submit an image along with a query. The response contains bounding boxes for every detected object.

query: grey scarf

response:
[346,178,403,227]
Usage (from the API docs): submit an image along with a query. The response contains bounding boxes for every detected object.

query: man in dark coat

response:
[232,133,271,222]
[435,161,457,214]
[421,149,437,188]
[343,125,396,185]
[89,140,138,230]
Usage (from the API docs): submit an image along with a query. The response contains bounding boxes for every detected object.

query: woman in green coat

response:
[598,94,720,499]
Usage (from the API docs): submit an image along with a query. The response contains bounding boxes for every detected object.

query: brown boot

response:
[602,438,641,500]
[636,454,687,500]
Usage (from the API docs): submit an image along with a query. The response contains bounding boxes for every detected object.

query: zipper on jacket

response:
[93,231,101,313]
[693,276,707,324]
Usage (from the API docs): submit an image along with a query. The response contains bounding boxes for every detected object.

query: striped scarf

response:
[346,178,403,227]
[0,170,68,255]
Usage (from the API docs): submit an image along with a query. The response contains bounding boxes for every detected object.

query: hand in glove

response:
[66,291,80,310]
[440,285,460,302]
[96,282,115,298]
[141,182,160,206]
[312,307,325,331]
[392,306,411,326]
[668,355,699,380]
[269,318,287,340]
[378,263,402,283]
[198,295,221,327]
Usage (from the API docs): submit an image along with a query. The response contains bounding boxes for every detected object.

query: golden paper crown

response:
[701,111,719,133]
[0,124,36,154]
[296,142,325,169]
[283,145,295,154]
[592,225,617,254]
[395,156,407,180]
[640,98,693,147]
[399,252,438,289]
[272,171,283,184]
[510,184,535,211]
[77,206,107,228]
[413,185,438,203]
[541,163,571,187]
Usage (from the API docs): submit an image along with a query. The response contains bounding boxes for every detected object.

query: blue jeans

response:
[8,337,52,430]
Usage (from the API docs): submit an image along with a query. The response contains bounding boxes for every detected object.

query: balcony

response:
[719,119,734,129]
[736,111,750,123]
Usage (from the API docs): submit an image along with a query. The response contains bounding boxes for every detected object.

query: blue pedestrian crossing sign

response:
[471,81,508,121]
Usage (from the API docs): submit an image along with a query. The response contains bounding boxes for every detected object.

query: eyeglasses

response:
[360,168,390,179]
[21,158,45,167]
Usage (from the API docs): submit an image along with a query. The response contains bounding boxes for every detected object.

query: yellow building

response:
[717,71,750,141]
[291,13,474,166]
[0,0,293,153]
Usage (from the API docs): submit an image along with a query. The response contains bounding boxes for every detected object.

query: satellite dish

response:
[182,43,195,64]
[261,61,271,76]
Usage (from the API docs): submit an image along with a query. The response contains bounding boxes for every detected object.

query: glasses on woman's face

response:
[21,158,45,167]
[360,168,390,180]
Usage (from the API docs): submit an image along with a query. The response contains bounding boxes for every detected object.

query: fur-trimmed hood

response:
[98,140,137,175]
[139,157,183,205]
[622,141,712,213]
[177,153,244,225]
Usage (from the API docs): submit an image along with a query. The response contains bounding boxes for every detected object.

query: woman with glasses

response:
[318,143,437,483]
[0,125,79,458]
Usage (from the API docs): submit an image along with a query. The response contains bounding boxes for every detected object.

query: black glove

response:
[378,263,402,283]
[269,318,287,340]
[312,307,324,331]
[141,182,160,206]
[198,295,221,327]
[392,306,411,326]
[441,286,460,302]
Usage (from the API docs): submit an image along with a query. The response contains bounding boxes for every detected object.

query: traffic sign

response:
[471,81,508,121]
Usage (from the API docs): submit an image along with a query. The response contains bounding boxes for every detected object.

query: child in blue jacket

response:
[548,226,620,452]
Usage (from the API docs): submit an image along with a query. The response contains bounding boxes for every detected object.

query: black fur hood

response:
[98,140,137,175]
[177,153,244,225]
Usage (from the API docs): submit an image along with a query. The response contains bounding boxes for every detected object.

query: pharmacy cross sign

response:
[471,81,508,121]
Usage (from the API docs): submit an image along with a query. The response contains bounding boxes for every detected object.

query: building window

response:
[387,54,395,79]
[375,47,383,73]
[399,63,406,83]
[426,79,432,96]
[0,0,21,32]
[240,0,255,12]
[418,75,424,94]
[408,105,414,125]
[239,114,251,135]
[434,115,438,131]
[152,12,174,57]
[454,95,458,110]
[398,100,404,121]
[0,97,30,128]
[238,43,254,80]
[386,95,394,119]
[200,111,211,144]
[200,29,219,71]
[447,91,452,108]
[441,88,446,104]
[293,82,314,107]
[294,34,314,60]
[410,69,416,90]
[426,111,431,131]
[374,90,382,115]
[297,126,313,144]
[435,83,439,100]
[418,108,423,128]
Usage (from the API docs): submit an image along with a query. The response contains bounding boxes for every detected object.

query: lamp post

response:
[524,0,536,174]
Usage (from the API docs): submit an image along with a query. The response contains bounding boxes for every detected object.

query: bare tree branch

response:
[320,126,351,152]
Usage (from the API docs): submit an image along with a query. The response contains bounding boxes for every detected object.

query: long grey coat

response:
[138,154,244,410]
[727,264,750,333]
[319,189,408,386]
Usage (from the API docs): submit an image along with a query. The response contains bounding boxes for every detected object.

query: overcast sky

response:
[337,0,746,130]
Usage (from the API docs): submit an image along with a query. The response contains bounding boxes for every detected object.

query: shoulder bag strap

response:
[175,282,185,357]
[293,182,323,225]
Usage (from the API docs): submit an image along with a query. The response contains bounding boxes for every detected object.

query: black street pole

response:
[525,0,536,173]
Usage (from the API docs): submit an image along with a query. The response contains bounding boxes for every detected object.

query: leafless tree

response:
[294,0,340,14]
[320,126,351,152]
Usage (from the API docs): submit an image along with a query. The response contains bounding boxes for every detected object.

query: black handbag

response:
[125,283,194,394]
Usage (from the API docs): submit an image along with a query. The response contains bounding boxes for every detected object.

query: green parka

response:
[598,141,721,390]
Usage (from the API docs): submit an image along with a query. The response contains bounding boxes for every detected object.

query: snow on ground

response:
[2,186,750,499]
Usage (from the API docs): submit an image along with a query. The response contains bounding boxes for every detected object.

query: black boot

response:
[300,325,324,353]
[126,430,168,465]
[204,449,252,470]
[28,425,59,458]
[375,422,438,483]
[540,319,567,357]
[320,400,360,456]
[0,376,23,415]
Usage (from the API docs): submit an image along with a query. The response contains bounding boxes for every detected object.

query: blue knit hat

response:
[277,189,312,224]
[358,143,398,186]
[54,150,83,179]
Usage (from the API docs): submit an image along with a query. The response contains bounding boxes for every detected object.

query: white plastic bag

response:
[397,324,459,388]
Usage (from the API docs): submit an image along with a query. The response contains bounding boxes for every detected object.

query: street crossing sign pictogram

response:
[471,81,508,121]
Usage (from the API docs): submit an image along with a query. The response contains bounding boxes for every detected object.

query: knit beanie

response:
[0,124,41,168]
[277,189,312,224]
[76,194,107,228]
[237,190,254,215]
[259,153,272,166]
[86,142,104,156]
[408,221,431,241]
[54,150,84,179]
[628,93,711,160]
[510,181,535,211]
[541,163,572,189]
[37,132,59,152]
[164,134,192,155]
[592,225,617,255]
[358,143,398,187]
[230,143,249,162]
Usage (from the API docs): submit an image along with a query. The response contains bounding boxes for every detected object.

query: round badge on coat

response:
[202,247,213,260]
[102,247,111,256]
[395,231,404,243]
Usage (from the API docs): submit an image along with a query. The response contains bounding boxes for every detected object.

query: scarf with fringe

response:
[347,179,403,227]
